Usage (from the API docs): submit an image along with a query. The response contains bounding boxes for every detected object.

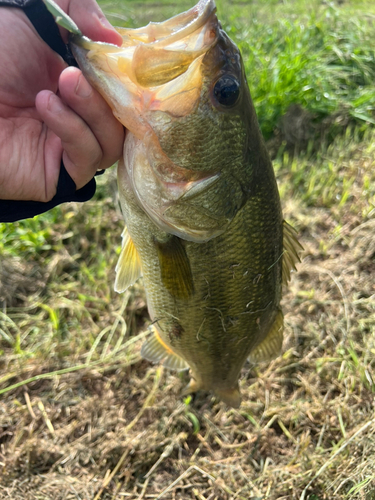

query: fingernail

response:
[94,11,115,31]
[75,74,92,98]
[47,93,64,113]
[92,11,122,46]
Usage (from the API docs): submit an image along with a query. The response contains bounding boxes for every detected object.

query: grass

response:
[1,0,375,499]
[236,5,375,140]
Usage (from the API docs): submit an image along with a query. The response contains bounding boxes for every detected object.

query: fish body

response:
[70,0,300,407]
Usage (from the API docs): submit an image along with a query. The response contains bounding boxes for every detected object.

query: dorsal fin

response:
[114,227,142,293]
[141,326,189,371]
[249,309,284,363]
[282,221,303,285]
[154,236,194,300]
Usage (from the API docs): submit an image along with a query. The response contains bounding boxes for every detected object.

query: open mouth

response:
[70,0,219,89]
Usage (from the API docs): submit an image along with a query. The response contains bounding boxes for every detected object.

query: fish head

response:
[70,0,258,242]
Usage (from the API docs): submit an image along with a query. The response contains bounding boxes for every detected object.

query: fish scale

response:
[117,168,283,402]
[70,0,301,406]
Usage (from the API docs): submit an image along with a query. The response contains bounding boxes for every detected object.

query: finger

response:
[58,67,124,170]
[36,90,103,189]
[57,0,122,46]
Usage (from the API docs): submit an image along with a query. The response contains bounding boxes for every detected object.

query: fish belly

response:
[118,157,284,395]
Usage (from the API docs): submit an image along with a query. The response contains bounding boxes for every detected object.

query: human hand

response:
[0,0,124,202]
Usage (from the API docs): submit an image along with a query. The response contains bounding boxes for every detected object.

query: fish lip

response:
[69,0,217,51]
[69,34,122,73]
[151,0,217,48]
[69,33,119,51]
[121,0,217,48]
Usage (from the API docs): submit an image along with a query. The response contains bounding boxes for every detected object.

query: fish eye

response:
[213,75,240,107]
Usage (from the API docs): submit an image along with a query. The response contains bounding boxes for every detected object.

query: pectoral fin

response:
[249,309,284,363]
[282,221,303,285]
[114,227,142,293]
[155,236,194,300]
[141,326,189,371]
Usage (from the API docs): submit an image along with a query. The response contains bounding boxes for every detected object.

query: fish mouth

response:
[70,0,220,149]
[70,0,219,104]
[70,0,220,133]
[71,0,230,242]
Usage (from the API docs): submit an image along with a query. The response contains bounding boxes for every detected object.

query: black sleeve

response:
[0,0,97,223]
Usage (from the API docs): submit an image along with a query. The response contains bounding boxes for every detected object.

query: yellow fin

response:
[282,221,303,285]
[249,309,284,363]
[141,326,189,371]
[182,377,201,396]
[182,378,241,408]
[155,236,194,300]
[114,227,142,293]
[215,384,241,408]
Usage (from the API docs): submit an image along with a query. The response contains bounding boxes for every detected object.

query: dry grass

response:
[1,128,375,499]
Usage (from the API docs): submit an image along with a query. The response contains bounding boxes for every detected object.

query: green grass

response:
[1,1,375,499]
[233,4,375,139]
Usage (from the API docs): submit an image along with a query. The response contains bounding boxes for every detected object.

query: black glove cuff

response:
[0,164,96,223]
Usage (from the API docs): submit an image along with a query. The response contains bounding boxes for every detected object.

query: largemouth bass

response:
[70,0,301,407]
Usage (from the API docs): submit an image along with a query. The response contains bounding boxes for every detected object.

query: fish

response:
[70,0,301,407]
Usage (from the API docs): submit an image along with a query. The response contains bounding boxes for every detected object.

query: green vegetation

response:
[1,1,375,499]
[234,4,375,139]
